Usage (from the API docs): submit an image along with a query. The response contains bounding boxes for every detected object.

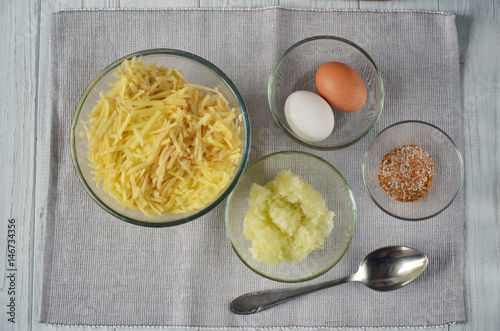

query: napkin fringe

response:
[52,7,456,17]
[41,321,465,329]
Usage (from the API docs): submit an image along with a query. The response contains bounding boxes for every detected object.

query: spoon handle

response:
[230,275,354,314]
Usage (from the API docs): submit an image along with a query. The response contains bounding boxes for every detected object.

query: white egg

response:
[284,91,334,143]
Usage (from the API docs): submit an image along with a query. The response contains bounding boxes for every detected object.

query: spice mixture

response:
[378,145,435,202]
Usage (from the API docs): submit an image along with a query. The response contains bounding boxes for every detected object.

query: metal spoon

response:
[230,245,428,314]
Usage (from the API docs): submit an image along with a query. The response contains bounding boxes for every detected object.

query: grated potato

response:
[83,57,242,216]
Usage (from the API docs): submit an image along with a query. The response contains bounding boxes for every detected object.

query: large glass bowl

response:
[363,121,463,221]
[268,36,384,150]
[71,49,251,227]
[225,151,357,282]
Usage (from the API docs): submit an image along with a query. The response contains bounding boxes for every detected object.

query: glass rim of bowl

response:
[362,120,464,221]
[225,150,357,283]
[70,48,251,227]
[268,35,385,151]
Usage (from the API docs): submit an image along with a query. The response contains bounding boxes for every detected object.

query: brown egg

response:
[315,62,367,113]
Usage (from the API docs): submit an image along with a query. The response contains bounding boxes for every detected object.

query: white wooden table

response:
[1,0,498,330]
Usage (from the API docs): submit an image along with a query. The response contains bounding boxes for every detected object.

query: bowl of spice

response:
[362,121,463,220]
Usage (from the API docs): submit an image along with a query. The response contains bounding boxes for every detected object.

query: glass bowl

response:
[225,151,357,282]
[71,49,251,227]
[268,36,384,150]
[363,121,463,221]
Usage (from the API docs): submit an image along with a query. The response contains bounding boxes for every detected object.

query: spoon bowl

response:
[355,246,429,291]
[230,245,428,314]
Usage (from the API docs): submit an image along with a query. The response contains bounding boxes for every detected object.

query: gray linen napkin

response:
[41,8,465,328]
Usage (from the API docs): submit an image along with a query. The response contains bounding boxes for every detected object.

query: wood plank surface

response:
[0,0,39,330]
[0,0,498,330]
[439,2,500,331]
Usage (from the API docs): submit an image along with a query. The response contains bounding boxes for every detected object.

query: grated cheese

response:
[83,57,242,216]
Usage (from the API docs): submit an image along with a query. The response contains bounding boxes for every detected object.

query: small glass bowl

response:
[363,121,464,221]
[268,36,384,150]
[225,151,357,282]
[71,49,251,227]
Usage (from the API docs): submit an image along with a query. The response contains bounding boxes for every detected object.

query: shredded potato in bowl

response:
[82,57,243,217]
